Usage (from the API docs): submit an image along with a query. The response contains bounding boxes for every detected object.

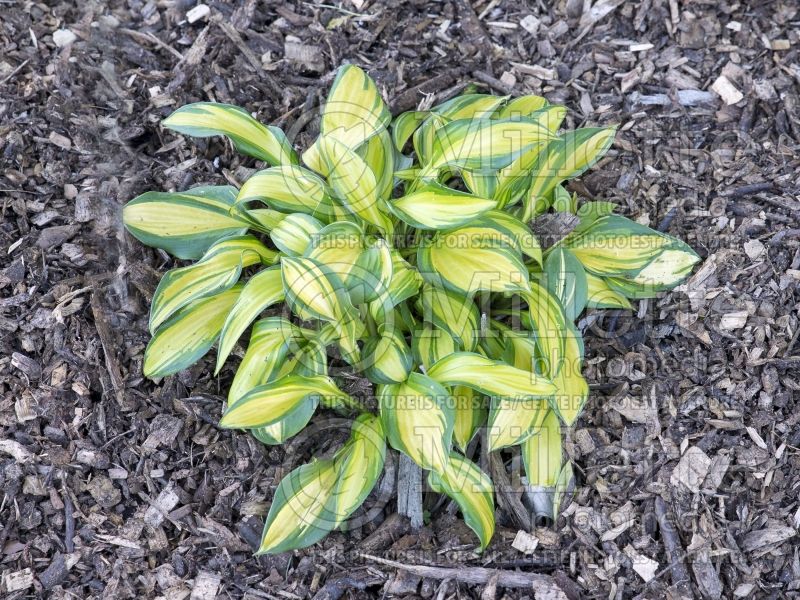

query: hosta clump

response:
[123,65,699,553]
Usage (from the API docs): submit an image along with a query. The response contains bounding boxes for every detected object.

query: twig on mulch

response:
[90,286,125,406]
[358,513,410,554]
[359,553,569,595]
[390,69,469,113]
[0,58,29,85]
[311,572,384,600]
[0,511,15,552]
[397,454,424,529]
[724,182,774,198]
[64,491,75,553]
[473,70,514,95]
[119,28,184,61]
[654,497,693,598]
[215,18,262,73]
[311,514,410,600]
[487,451,531,532]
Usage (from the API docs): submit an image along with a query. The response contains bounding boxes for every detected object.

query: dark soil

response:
[1,1,799,598]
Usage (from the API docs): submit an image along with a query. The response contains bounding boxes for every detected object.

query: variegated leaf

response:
[419,282,479,351]
[561,215,673,277]
[163,103,297,165]
[390,182,496,230]
[412,326,458,372]
[392,110,428,152]
[362,327,413,384]
[487,396,547,450]
[423,117,556,176]
[144,284,242,379]
[219,374,351,429]
[452,385,486,452]
[542,247,588,321]
[316,136,394,234]
[418,226,530,295]
[123,186,248,259]
[585,272,632,309]
[379,372,454,474]
[522,409,562,487]
[280,256,364,362]
[359,128,395,202]
[414,94,508,164]
[427,352,556,399]
[149,235,276,332]
[495,94,549,119]
[428,453,495,550]
[236,165,343,221]
[319,64,391,150]
[465,210,543,264]
[487,105,568,208]
[228,317,303,403]
[256,458,338,554]
[549,325,588,426]
[524,282,568,377]
[331,414,386,526]
[216,267,285,371]
[270,213,324,256]
[552,461,574,520]
[522,127,616,221]
[305,221,366,289]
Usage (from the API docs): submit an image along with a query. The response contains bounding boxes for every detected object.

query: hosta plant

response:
[123,65,699,554]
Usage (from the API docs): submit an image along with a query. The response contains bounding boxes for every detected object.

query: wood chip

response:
[579,0,625,29]
[2,568,34,592]
[719,310,748,330]
[284,39,324,72]
[511,62,557,80]
[190,571,221,600]
[143,415,184,449]
[741,524,795,552]
[670,446,711,493]
[601,518,634,541]
[711,75,743,105]
[386,570,421,596]
[48,131,72,149]
[186,4,210,23]
[703,453,730,492]
[144,483,181,528]
[511,530,539,554]
[519,15,540,35]
[52,29,77,47]
[397,454,424,529]
[95,534,143,550]
[0,439,34,463]
[623,545,659,582]
[499,71,517,88]
[361,553,569,595]
[629,90,717,107]
[743,239,766,261]
[745,426,768,450]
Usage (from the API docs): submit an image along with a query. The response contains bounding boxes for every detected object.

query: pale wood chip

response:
[186,4,210,23]
[670,446,711,493]
[190,571,221,600]
[623,545,659,582]
[511,530,539,554]
[711,75,743,105]
[2,568,35,592]
[719,310,748,330]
